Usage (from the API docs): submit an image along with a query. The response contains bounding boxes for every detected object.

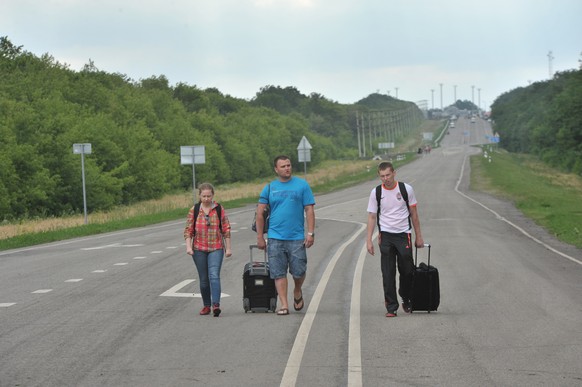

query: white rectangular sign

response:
[298,149,311,162]
[378,142,394,149]
[73,143,92,154]
[180,145,206,165]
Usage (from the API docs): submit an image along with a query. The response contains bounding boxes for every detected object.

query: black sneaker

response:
[213,303,221,317]
[386,311,397,318]
[402,302,412,313]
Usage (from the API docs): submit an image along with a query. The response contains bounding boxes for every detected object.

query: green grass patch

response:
[471,147,582,248]
[0,208,189,250]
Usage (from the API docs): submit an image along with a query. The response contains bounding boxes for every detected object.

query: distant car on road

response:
[450,122,455,128]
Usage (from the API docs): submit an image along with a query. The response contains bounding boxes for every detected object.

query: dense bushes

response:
[491,69,582,174]
[0,37,423,221]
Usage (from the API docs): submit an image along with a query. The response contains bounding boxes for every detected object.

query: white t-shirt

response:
[367,181,417,233]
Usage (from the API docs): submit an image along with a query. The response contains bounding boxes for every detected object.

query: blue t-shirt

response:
[259,177,315,240]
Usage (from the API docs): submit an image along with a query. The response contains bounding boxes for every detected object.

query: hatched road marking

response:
[160,279,230,298]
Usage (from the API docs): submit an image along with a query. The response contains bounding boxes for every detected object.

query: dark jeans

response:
[379,232,415,313]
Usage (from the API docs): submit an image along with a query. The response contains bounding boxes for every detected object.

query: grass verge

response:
[470,146,582,248]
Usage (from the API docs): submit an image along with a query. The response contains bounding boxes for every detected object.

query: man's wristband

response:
[307,232,315,237]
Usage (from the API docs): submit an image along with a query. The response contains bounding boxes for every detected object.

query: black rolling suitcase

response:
[411,243,440,313]
[242,244,277,313]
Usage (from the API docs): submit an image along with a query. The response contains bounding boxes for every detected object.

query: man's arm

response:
[366,212,377,255]
[304,204,315,248]
[256,203,268,249]
[409,205,424,247]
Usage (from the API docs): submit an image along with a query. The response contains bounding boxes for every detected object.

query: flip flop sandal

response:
[277,308,289,316]
[293,293,304,311]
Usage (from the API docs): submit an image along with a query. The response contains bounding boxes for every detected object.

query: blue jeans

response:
[192,249,224,306]
[267,239,307,279]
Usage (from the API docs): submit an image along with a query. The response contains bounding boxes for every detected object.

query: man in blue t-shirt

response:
[256,155,315,316]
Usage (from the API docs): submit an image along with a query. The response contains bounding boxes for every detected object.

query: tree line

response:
[490,69,582,174]
[0,37,423,221]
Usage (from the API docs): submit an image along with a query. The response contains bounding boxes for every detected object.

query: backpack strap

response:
[216,204,223,232]
[193,203,201,234]
[375,184,382,231]
[193,202,223,234]
[398,181,412,230]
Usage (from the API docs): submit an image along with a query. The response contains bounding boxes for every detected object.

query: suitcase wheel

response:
[243,298,250,313]
[270,297,277,313]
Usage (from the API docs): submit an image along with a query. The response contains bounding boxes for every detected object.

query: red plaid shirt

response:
[184,203,231,252]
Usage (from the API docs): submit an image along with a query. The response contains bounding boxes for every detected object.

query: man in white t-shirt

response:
[366,162,425,317]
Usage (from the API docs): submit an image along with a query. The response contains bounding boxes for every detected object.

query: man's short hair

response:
[377,161,394,172]
[274,155,291,167]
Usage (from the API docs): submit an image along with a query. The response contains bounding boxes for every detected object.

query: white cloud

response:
[2,0,581,107]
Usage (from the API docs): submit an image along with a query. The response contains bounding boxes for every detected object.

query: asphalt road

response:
[1,116,581,387]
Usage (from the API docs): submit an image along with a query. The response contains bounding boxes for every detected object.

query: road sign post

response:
[297,136,312,176]
[73,143,92,225]
[180,145,206,203]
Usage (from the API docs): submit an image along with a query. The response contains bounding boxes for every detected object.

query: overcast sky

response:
[2,0,581,109]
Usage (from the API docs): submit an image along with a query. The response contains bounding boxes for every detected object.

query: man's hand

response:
[257,236,266,250]
[366,239,375,256]
[304,234,314,248]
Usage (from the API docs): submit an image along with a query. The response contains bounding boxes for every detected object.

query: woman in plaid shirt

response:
[184,183,232,317]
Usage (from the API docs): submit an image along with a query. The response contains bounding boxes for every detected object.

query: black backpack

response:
[193,203,222,233]
[251,184,270,234]
[375,181,410,231]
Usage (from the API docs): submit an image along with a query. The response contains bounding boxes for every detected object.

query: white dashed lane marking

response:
[32,289,53,294]
[3,239,213,309]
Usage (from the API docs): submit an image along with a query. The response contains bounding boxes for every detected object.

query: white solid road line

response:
[280,220,366,387]
[348,232,376,387]
[455,154,582,266]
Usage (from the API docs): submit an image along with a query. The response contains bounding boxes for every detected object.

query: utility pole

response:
[478,88,481,112]
[439,83,443,110]
[430,89,434,109]
[356,111,362,158]
[453,85,457,105]
[395,87,399,99]
[471,85,475,106]
[548,50,554,78]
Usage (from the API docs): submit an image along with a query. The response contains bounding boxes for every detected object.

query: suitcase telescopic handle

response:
[249,244,268,264]
[414,242,431,266]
